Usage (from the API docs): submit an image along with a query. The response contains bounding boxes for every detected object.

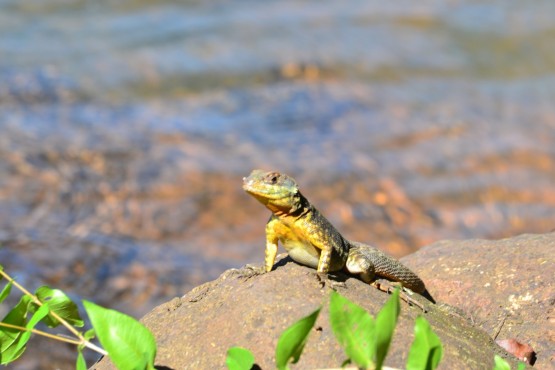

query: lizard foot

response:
[313,271,328,288]
[371,280,428,313]
[328,280,347,290]
[238,264,267,280]
[312,271,347,290]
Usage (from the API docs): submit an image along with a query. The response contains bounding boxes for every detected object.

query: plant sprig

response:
[0,268,107,355]
[227,289,443,370]
[0,265,157,369]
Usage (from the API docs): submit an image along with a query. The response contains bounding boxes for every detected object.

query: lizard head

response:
[243,170,303,214]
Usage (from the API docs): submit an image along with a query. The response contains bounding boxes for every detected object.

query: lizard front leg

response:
[317,247,332,274]
[241,217,279,278]
[310,232,338,285]
[264,217,280,272]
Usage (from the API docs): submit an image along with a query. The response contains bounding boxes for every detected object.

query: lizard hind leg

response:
[346,248,376,284]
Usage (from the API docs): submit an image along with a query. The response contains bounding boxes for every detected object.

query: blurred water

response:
[1,1,555,368]
[3,1,555,100]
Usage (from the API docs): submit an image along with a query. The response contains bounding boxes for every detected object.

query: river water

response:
[1,1,555,368]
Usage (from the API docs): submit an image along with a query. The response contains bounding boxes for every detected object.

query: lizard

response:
[242,169,435,305]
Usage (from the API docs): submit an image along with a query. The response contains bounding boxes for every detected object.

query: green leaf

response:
[0,303,51,364]
[517,362,526,370]
[375,288,400,369]
[12,303,51,356]
[0,295,32,349]
[0,282,12,304]
[76,350,87,370]
[406,316,443,370]
[78,329,96,351]
[0,339,25,365]
[226,346,255,370]
[329,291,375,369]
[275,307,321,370]
[83,300,157,370]
[35,286,84,327]
[492,355,511,370]
[84,328,96,341]
[0,295,33,364]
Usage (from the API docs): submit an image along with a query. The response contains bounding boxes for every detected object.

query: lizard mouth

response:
[243,174,290,200]
[242,170,299,203]
[243,177,277,199]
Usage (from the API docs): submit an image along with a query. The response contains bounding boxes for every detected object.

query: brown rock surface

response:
[402,232,555,369]
[93,250,528,370]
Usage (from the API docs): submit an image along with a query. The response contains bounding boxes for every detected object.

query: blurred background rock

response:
[1,1,555,368]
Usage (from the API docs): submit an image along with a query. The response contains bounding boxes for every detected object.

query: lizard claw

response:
[371,280,428,313]
[313,271,328,288]
[399,288,427,312]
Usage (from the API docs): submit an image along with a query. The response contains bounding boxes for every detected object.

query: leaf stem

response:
[0,269,108,356]
[0,322,81,345]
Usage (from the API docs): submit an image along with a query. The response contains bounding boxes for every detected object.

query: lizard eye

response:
[265,172,280,184]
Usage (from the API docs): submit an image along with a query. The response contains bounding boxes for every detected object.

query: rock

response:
[495,339,536,365]
[402,232,555,369]
[93,251,526,370]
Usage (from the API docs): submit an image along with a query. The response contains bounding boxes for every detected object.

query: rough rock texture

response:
[402,232,555,369]
[91,239,537,370]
